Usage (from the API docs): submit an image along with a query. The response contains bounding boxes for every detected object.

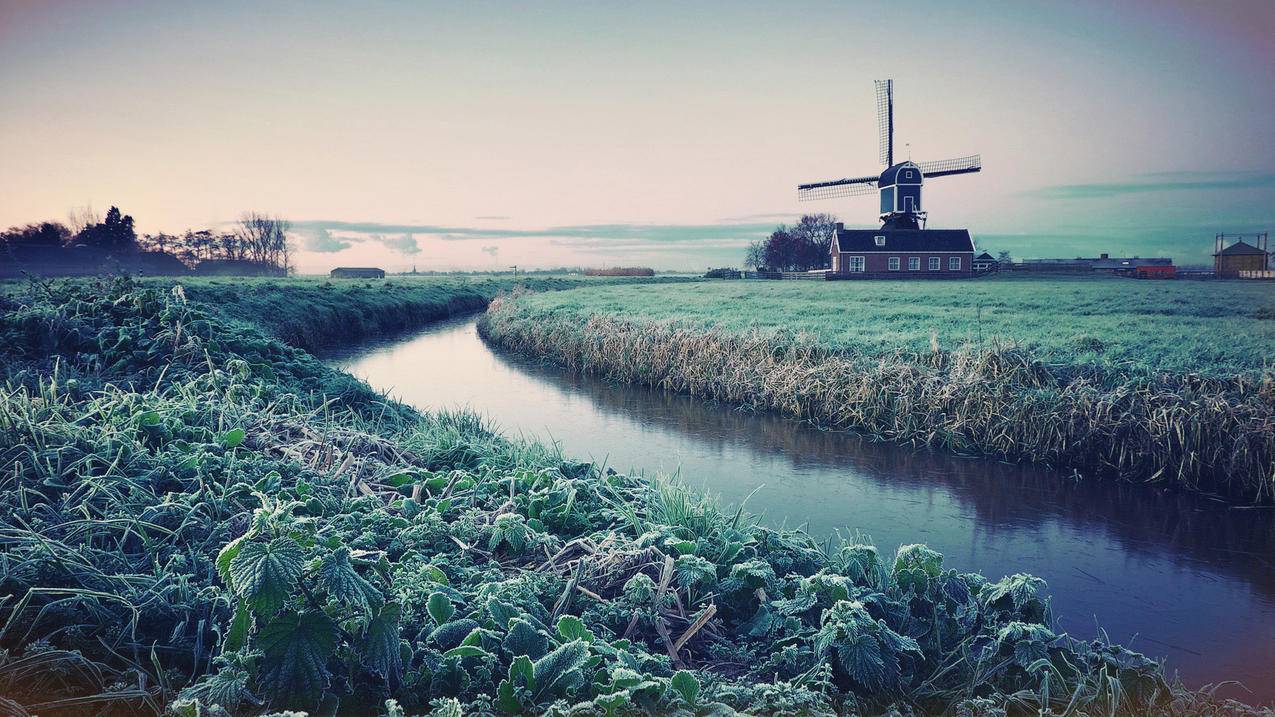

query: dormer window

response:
[874,235,886,247]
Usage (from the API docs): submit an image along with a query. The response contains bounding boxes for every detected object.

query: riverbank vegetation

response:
[2,277,1269,715]
[478,279,1275,502]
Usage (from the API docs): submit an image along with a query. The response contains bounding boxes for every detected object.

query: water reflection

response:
[329,316,1275,703]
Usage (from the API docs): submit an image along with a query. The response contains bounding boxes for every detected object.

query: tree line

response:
[1,206,292,272]
[744,214,838,272]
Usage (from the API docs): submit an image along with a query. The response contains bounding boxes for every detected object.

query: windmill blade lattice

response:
[798,177,879,201]
[875,80,893,166]
[915,155,982,178]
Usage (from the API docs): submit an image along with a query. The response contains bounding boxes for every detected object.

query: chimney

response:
[835,222,844,231]
[1100,253,1108,260]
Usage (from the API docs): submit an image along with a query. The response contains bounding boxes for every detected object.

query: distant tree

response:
[744,239,766,269]
[235,212,291,271]
[757,214,839,271]
[788,213,837,270]
[1,222,72,251]
[141,232,179,254]
[66,205,98,236]
[997,250,1012,264]
[74,206,137,252]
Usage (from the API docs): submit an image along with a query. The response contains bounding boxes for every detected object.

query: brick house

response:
[829,226,975,278]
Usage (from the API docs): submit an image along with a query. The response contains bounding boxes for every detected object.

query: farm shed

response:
[330,267,386,279]
[1213,238,1269,278]
[829,227,974,279]
[972,252,998,272]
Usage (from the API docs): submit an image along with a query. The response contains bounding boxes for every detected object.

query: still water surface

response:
[330,315,1275,703]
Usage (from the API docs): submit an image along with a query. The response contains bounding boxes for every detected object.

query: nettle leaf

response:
[257,610,339,709]
[443,645,491,659]
[836,634,887,690]
[427,592,455,625]
[229,537,304,616]
[556,615,595,644]
[220,427,246,448]
[669,670,700,705]
[532,639,590,701]
[223,599,252,653]
[362,601,403,683]
[215,531,256,585]
[319,546,380,615]
[503,618,549,660]
[192,666,250,710]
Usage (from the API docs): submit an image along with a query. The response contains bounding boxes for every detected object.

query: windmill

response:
[798,80,981,230]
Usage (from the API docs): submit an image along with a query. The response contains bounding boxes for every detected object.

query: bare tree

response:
[235,212,291,270]
[66,205,98,238]
[744,239,766,269]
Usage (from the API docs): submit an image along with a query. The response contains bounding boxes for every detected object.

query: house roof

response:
[974,252,996,262]
[1214,240,1268,257]
[331,267,384,271]
[835,229,974,254]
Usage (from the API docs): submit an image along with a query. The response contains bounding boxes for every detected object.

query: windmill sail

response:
[798,176,878,201]
[875,79,893,166]
[915,155,981,178]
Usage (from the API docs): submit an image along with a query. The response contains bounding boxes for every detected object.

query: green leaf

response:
[219,427,246,448]
[139,410,162,427]
[362,601,403,683]
[671,540,697,556]
[532,640,589,701]
[556,615,594,644]
[229,537,304,616]
[318,546,379,614]
[443,645,490,659]
[496,680,521,714]
[503,618,549,660]
[257,610,339,709]
[425,565,450,586]
[427,592,454,625]
[670,670,700,705]
[223,599,252,653]
[215,531,254,585]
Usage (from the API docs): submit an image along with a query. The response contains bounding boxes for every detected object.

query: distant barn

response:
[972,252,998,273]
[330,267,386,279]
[1213,234,1269,278]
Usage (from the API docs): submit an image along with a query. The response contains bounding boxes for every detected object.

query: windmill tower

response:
[798,80,982,230]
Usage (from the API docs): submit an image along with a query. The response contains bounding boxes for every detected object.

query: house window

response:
[888,257,900,271]
[908,257,920,271]
[929,257,940,271]
[875,235,886,247]
[949,257,961,271]
[847,256,865,273]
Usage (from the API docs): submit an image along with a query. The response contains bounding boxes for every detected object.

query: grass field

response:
[8,277,1267,715]
[480,277,1275,501]
[505,276,1275,379]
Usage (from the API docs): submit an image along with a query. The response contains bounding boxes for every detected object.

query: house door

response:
[902,196,915,213]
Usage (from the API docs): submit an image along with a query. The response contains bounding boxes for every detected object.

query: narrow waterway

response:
[329,315,1275,704]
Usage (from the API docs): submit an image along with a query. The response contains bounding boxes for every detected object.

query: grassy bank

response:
[478,279,1275,502]
[2,278,1267,716]
[141,275,691,353]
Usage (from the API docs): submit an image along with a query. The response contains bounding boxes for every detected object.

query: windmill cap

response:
[879,162,922,186]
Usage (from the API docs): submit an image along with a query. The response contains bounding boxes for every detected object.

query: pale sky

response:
[2,0,1273,271]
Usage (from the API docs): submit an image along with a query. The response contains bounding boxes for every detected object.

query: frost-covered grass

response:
[506,276,1275,379]
[0,278,1269,716]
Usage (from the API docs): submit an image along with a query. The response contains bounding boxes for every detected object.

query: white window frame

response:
[908,257,920,271]
[888,257,900,271]
[949,256,961,271]
[874,235,886,247]
[928,257,940,271]
[847,256,865,273]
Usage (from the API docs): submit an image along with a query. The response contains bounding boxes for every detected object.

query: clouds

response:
[371,233,421,255]
[1027,171,1275,200]
[297,228,420,255]
[302,227,354,253]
